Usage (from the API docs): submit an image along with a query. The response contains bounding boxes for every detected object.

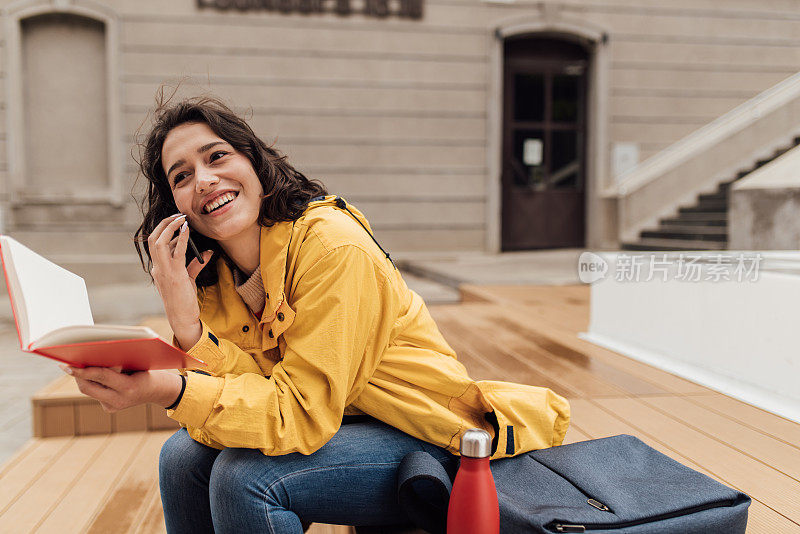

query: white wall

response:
[582,251,800,423]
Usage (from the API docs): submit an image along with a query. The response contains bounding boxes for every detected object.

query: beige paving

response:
[397,248,584,287]
[0,327,63,465]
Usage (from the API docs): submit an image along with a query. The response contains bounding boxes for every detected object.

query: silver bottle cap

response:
[460,428,492,458]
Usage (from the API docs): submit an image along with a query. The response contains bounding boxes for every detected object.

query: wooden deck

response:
[0,285,798,532]
[453,284,800,533]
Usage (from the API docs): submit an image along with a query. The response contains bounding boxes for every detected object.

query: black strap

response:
[309,195,396,268]
[165,374,187,410]
[396,451,452,534]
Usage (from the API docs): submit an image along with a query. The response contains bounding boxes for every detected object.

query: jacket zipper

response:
[548,497,738,532]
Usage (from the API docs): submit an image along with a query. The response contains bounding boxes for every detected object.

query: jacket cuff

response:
[181,320,228,374]
[167,371,223,429]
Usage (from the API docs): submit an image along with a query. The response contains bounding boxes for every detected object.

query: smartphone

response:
[186,231,204,265]
[172,225,204,265]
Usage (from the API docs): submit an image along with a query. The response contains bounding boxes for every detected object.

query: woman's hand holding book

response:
[61,365,184,411]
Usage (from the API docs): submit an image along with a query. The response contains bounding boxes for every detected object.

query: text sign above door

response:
[197,0,423,19]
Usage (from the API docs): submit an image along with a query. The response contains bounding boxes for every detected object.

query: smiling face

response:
[161,121,264,245]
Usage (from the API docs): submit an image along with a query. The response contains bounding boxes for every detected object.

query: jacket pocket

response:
[475,380,570,459]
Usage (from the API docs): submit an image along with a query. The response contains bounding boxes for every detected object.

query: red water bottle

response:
[447,428,499,534]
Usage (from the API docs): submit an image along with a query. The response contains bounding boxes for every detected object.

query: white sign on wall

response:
[523,138,543,166]
[612,142,639,179]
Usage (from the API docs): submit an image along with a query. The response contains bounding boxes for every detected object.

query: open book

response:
[0,235,203,371]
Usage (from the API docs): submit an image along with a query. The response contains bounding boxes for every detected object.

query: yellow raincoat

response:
[168,196,570,458]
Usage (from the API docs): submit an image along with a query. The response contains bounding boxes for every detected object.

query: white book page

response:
[0,238,29,346]
[30,324,158,350]
[0,236,93,348]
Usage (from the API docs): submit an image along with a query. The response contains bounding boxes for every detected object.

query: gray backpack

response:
[397,434,750,533]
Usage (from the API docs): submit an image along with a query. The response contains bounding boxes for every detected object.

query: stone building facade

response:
[2,0,799,278]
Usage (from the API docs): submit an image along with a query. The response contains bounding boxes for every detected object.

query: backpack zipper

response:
[587,499,609,512]
[552,499,609,532]
[548,497,739,532]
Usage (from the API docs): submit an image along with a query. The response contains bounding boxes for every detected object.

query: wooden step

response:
[32,316,181,437]
[32,375,180,437]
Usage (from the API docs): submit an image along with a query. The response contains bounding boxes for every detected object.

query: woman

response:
[63,97,570,533]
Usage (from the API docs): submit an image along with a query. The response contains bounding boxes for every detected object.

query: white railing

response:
[606,71,800,243]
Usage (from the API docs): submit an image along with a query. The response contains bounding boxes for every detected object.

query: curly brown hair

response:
[133,95,328,287]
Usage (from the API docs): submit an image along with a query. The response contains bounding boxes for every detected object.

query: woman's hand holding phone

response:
[149,214,214,350]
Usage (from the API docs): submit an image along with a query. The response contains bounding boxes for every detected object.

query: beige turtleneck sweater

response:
[232,264,266,315]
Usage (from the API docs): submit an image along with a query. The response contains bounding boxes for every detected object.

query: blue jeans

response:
[159,418,458,533]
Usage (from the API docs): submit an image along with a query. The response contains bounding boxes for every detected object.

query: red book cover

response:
[31,336,201,371]
[0,235,204,371]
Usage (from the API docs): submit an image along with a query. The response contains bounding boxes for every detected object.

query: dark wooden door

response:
[501,37,589,251]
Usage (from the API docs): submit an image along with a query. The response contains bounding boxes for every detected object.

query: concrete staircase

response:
[621,138,800,251]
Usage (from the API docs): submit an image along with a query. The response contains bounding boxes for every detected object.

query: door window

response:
[507,63,586,192]
[552,72,582,123]
[514,73,545,122]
